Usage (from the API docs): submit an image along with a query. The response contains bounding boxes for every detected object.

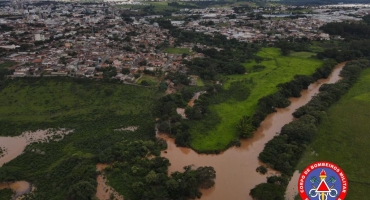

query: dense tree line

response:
[100,140,216,200]
[184,58,246,80]
[317,48,364,62]
[165,72,190,86]
[320,22,370,39]
[155,80,251,149]
[167,2,197,9]
[251,59,369,199]
[237,59,337,139]
[155,93,187,119]
[275,39,311,56]
[318,20,370,62]
[317,39,370,62]
[293,60,370,118]
[154,92,193,147]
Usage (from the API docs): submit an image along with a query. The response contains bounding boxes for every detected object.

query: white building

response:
[35,34,45,41]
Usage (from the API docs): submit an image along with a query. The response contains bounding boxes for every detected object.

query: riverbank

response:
[0,77,158,199]
[157,62,346,200]
[96,164,124,200]
[189,48,324,152]
[0,129,73,166]
[289,67,370,199]
[253,60,369,199]
[0,181,32,199]
[0,129,73,199]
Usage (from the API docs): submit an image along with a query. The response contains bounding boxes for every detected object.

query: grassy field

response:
[189,48,323,152]
[163,47,191,55]
[295,68,370,199]
[137,74,159,86]
[0,78,157,126]
[0,61,17,69]
[290,51,316,58]
[196,77,204,86]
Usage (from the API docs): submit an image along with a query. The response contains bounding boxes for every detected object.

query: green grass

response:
[0,61,17,69]
[0,78,156,125]
[163,47,191,55]
[196,77,204,86]
[290,51,316,58]
[296,68,370,199]
[189,48,323,152]
[137,74,159,86]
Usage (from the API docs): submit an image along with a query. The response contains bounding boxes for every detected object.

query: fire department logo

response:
[298,161,348,200]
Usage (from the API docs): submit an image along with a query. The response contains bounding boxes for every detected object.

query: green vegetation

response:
[196,77,204,86]
[289,51,316,58]
[189,48,323,152]
[256,166,267,174]
[0,188,13,200]
[147,2,177,11]
[0,77,216,199]
[253,59,370,199]
[250,182,285,200]
[102,140,216,200]
[308,42,325,53]
[163,47,191,55]
[316,21,370,63]
[0,61,17,69]
[138,75,159,86]
[0,78,157,136]
[296,68,370,199]
[0,77,159,199]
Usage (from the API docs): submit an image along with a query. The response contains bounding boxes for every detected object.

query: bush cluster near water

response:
[237,59,337,139]
[251,59,370,199]
[0,74,218,199]
[101,140,216,200]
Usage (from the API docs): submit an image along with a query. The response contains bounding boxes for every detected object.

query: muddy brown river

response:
[0,129,73,167]
[0,63,345,200]
[157,62,346,200]
[0,129,72,198]
[95,163,124,200]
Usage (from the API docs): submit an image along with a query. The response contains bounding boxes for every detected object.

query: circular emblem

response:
[298,161,348,200]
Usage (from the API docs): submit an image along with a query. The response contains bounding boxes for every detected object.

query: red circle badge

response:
[298,161,348,200]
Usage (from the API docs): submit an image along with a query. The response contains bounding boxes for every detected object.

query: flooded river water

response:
[0,129,73,198]
[157,62,346,200]
[0,63,345,200]
[95,164,124,200]
[0,129,73,167]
